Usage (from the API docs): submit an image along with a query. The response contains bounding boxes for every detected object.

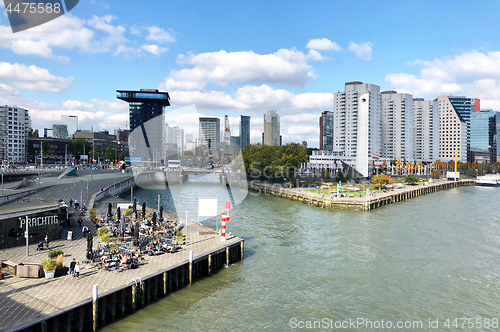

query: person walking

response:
[44,234,49,249]
[69,258,76,277]
[75,261,80,278]
[78,217,82,228]
[69,199,73,208]
[82,225,88,238]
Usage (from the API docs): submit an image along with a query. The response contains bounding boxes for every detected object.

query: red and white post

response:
[221,201,231,241]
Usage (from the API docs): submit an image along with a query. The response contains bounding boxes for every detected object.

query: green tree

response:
[28,129,39,137]
[371,174,392,190]
[405,174,419,185]
[321,169,330,179]
[42,142,53,155]
[105,145,115,161]
[118,152,126,161]
[336,170,345,183]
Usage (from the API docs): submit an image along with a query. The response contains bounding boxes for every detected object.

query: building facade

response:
[333,81,382,177]
[263,111,280,146]
[73,131,116,161]
[380,91,414,161]
[319,111,334,151]
[117,89,170,164]
[0,106,30,163]
[471,109,497,162]
[438,96,474,163]
[52,124,68,139]
[239,115,251,150]
[413,98,439,162]
[61,115,78,138]
[116,130,130,156]
[199,117,221,152]
[28,137,71,164]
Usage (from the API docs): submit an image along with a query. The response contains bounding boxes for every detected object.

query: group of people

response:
[69,258,80,278]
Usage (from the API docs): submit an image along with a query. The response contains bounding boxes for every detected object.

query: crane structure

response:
[222,115,235,166]
[104,121,129,130]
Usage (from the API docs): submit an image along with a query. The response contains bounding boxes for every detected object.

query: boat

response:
[475,174,500,187]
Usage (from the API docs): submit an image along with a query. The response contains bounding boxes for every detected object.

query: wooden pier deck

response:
[249,179,476,211]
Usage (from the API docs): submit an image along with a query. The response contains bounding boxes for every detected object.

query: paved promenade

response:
[0,210,238,332]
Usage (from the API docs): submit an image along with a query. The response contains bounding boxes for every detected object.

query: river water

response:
[103,177,500,331]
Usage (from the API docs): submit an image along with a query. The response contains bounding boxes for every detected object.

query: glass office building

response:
[239,115,250,150]
[320,111,334,151]
[471,109,497,160]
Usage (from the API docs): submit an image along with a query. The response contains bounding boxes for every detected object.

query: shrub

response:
[41,257,57,271]
[97,226,110,243]
[371,174,393,190]
[405,174,420,185]
[124,208,133,216]
[89,208,97,220]
[55,254,64,270]
[48,249,64,258]
[431,170,441,179]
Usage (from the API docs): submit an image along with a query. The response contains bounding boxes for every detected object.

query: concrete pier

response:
[248,179,475,211]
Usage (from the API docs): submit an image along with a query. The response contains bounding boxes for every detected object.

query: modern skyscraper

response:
[239,115,251,150]
[263,111,280,146]
[0,106,30,163]
[61,115,78,138]
[319,111,334,151]
[438,95,477,163]
[117,89,170,163]
[471,109,497,162]
[413,98,439,162]
[333,81,382,177]
[381,91,414,161]
[199,117,221,151]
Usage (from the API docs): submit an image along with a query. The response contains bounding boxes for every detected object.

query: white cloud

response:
[307,49,326,61]
[0,14,130,60]
[115,44,141,56]
[386,50,500,104]
[348,41,373,60]
[146,26,176,43]
[306,38,342,51]
[0,83,21,96]
[130,24,141,36]
[160,49,315,91]
[142,44,169,56]
[0,62,73,92]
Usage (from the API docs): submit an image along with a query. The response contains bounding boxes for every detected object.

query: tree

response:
[321,169,330,179]
[405,174,419,185]
[371,174,392,190]
[336,170,345,183]
[28,129,39,137]
[431,170,441,179]
[105,145,115,161]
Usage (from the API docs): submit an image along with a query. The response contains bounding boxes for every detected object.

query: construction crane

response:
[222,115,235,166]
[104,121,129,130]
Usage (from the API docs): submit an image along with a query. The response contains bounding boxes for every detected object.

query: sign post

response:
[25,215,29,257]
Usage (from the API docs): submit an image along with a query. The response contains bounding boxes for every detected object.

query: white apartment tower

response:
[61,115,78,138]
[381,91,415,161]
[333,81,381,177]
[413,98,439,162]
[263,111,280,146]
[438,96,467,163]
[0,106,30,163]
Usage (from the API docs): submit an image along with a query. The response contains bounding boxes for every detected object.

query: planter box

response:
[44,270,55,279]
[17,263,42,278]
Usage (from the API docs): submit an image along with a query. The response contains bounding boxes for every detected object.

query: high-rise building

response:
[61,115,78,138]
[438,96,477,163]
[185,133,193,143]
[0,106,30,163]
[413,98,439,162]
[52,124,68,139]
[117,89,170,163]
[302,141,308,148]
[333,81,381,177]
[239,115,251,150]
[381,91,414,161]
[471,109,497,162]
[263,111,280,146]
[117,130,130,156]
[199,117,220,151]
[319,111,334,151]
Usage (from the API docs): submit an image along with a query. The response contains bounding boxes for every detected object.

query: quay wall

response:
[6,240,244,332]
[248,180,476,211]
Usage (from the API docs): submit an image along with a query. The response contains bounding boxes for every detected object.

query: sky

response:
[2,0,500,147]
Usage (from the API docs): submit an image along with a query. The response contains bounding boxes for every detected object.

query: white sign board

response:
[198,198,218,217]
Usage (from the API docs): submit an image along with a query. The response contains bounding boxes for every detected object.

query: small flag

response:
[372,154,380,160]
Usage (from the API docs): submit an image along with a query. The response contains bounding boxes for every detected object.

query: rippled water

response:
[105,182,500,331]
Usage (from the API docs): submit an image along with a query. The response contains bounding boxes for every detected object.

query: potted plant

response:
[41,257,57,279]
[48,249,64,258]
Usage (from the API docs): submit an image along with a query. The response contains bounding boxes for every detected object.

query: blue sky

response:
[1,0,500,147]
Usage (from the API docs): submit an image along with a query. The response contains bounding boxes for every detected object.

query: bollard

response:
[141,281,145,307]
[226,247,229,266]
[208,254,212,276]
[92,285,98,332]
[189,250,193,285]
[241,241,244,260]
[163,272,167,295]
[131,285,137,312]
